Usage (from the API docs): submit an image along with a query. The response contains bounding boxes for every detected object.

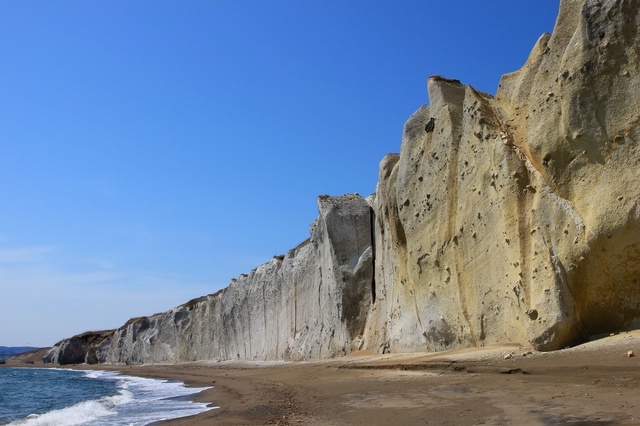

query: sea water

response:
[0,367,215,425]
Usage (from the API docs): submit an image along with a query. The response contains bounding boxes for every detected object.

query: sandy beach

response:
[7,330,640,425]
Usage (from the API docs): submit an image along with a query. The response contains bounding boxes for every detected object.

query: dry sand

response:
[6,330,640,425]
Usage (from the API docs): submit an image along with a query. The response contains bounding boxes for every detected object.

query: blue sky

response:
[0,1,559,347]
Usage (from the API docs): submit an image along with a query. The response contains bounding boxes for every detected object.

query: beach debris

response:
[500,368,529,375]
[627,350,635,358]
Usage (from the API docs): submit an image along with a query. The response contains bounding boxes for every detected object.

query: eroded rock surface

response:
[45,194,374,364]
[496,0,640,338]
[45,0,640,364]
[43,330,112,365]
[365,0,640,352]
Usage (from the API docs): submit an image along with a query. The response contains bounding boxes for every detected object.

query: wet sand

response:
[6,330,640,425]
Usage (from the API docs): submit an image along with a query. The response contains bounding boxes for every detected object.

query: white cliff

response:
[85,194,373,364]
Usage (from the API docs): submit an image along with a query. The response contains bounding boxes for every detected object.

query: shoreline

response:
[5,331,640,425]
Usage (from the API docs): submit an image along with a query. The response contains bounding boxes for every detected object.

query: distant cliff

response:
[45,0,640,365]
[0,346,40,363]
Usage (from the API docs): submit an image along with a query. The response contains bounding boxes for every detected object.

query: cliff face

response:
[364,74,587,353]
[496,0,640,337]
[45,0,640,364]
[46,195,374,364]
[364,0,640,352]
[100,194,373,364]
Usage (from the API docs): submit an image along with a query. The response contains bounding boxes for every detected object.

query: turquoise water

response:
[0,368,214,425]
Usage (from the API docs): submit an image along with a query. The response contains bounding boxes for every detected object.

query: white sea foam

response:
[81,371,104,380]
[7,391,132,426]
[7,370,214,426]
